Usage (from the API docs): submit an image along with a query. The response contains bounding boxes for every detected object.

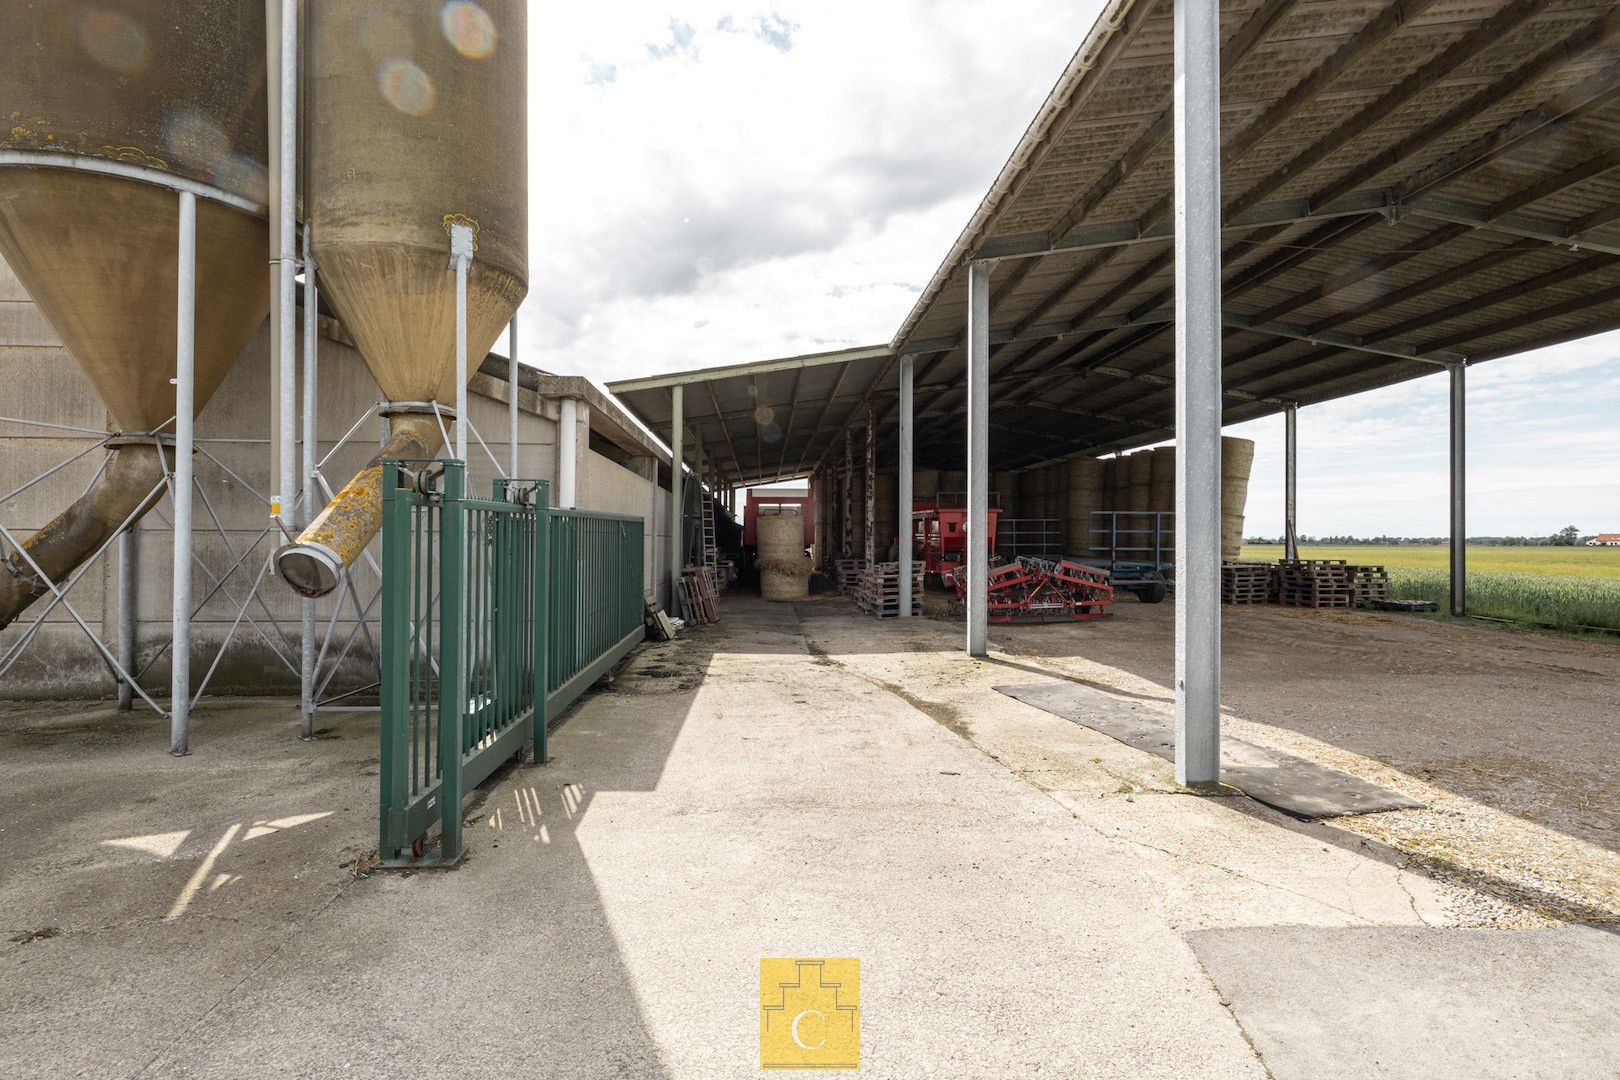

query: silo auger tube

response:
[274,407,445,598]
[0,435,172,631]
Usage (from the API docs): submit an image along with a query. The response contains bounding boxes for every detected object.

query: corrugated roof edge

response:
[889,0,1143,353]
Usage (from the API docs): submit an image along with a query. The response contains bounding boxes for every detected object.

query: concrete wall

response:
[583,450,669,604]
[0,252,666,701]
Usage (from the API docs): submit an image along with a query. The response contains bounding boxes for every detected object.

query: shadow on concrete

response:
[0,637,709,1075]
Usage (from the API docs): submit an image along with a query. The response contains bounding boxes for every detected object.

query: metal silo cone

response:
[276,0,528,597]
[0,0,269,630]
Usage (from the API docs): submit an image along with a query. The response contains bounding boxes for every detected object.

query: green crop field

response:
[1240,544,1620,631]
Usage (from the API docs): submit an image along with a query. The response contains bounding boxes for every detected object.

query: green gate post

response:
[378,460,410,859]
[437,460,468,864]
[531,479,551,764]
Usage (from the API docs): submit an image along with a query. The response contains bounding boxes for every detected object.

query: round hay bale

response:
[1124,452,1152,512]
[1148,446,1176,512]
[758,512,811,601]
[994,470,1019,516]
[1066,456,1105,552]
[913,469,940,499]
[1221,436,1256,559]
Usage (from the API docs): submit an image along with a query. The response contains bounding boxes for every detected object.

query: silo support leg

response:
[300,224,319,739]
[171,191,197,757]
[117,527,138,711]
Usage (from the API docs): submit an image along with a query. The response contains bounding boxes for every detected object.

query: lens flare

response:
[441,1,497,59]
[77,7,151,74]
[378,59,436,116]
[163,110,229,175]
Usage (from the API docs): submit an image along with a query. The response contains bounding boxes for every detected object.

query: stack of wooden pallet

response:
[1348,564,1391,606]
[853,562,924,618]
[1276,559,1354,608]
[1221,560,1274,604]
[676,566,720,625]
[834,557,866,594]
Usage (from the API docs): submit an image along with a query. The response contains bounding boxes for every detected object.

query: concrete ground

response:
[2,593,1616,1078]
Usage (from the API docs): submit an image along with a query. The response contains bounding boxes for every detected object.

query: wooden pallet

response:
[1348,564,1391,606]
[1276,559,1354,608]
[677,566,720,625]
[853,562,923,617]
[1221,560,1274,604]
[834,557,867,594]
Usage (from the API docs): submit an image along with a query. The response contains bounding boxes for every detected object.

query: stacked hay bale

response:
[1125,452,1153,512]
[1066,456,1106,554]
[941,470,968,503]
[994,472,1010,512]
[848,472,866,556]
[1019,470,1044,518]
[758,511,812,601]
[1148,447,1176,513]
[1108,455,1129,511]
[914,468,940,503]
[1222,436,1256,560]
[874,472,897,562]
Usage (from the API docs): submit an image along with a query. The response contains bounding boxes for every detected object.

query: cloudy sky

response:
[515,1,1620,539]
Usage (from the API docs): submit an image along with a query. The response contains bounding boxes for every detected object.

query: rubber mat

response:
[995,681,1423,819]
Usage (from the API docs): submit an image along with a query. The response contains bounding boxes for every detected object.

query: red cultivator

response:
[945,557,1114,623]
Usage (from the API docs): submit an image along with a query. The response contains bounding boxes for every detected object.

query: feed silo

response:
[0,1,269,629]
[276,0,528,597]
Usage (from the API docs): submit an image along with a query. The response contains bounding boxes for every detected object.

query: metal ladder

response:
[701,491,718,569]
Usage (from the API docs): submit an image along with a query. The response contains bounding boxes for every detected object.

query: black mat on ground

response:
[995,682,1423,819]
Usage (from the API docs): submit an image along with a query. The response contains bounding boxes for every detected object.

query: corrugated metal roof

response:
[611,0,1620,483]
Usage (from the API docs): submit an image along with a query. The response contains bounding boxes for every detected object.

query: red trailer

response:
[911,501,1001,583]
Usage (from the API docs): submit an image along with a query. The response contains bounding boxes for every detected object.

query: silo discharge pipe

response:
[274,410,443,598]
[0,440,169,630]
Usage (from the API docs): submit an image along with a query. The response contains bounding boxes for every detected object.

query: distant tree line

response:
[1245,526,1594,546]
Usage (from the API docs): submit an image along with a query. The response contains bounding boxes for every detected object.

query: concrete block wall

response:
[0,253,667,701]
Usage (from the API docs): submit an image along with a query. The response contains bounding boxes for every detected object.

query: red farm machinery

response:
[944,556,1114,623]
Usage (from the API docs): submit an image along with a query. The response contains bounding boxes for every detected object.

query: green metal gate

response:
[377,459,645,865]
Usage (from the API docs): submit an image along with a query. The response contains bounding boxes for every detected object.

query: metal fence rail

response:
[547,509,646,716]
[378,460,645,866]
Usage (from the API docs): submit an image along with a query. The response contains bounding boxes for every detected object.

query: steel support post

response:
[897,356,915,618]
[117,528,138,710]
[267,0,297,530]
[1173,0,1222,786]
[171,191,197,756]
[966,260,991,658]
[558,397,579,509]
[669,385,684,605]
[863,406,876,565]
[1450,364,1467,616]
[449,224,475,464]
[299,224,319,738]
[508,319,520,479]
[1284,403,1299,562]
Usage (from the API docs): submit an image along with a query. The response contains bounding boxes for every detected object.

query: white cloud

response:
[511,2,1619,536]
